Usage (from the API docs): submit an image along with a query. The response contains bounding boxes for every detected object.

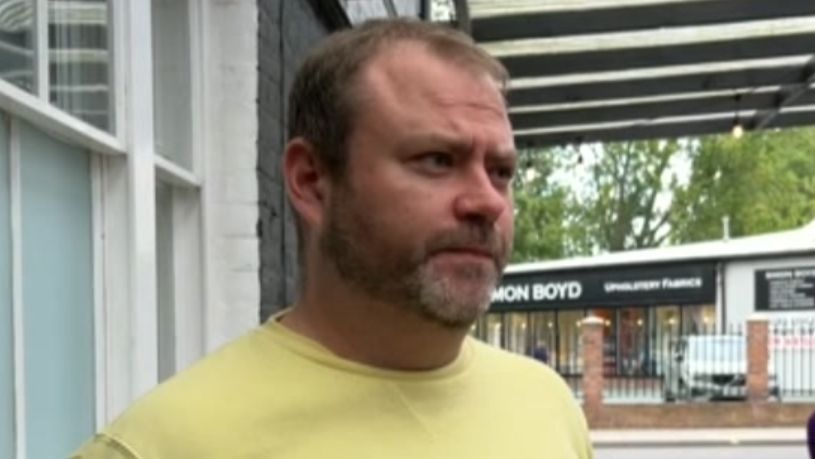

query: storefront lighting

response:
[668,318,677,325]
[604,320,611,327]
[637,319,644,327]
[547,322,554,328]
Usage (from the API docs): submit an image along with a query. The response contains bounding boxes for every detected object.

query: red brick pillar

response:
[747,314,770,402]
[582,316,604,413]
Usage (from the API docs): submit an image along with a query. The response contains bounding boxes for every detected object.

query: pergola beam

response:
[472,0,815,42]
[753,58,815,129]
[508,65,806,107]
[515,109,815,148]
[501,33,815,79]
[510,91,815,130]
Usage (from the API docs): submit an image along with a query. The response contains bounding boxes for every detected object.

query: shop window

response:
[485,313,502,348]
[529,311,556,365]
[682,304,716,334]
[556,309,584,375]
[504,312,529,355]
[650,305,680,376]
[618,307,647,375]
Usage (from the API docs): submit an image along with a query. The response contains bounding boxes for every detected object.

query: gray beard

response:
[319,194,506,329]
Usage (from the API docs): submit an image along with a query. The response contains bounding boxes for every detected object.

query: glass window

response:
[682,303,716,334]
[152,0,192,169]
[155,181,176,381]
[0,115,13,459]
[529,311,555,364]
[341,0,389,24]
[650,305,679,375]
[556,309,584,374]
[20,120,94,458]
[393,0,422,17]
[0,0,35,92]
[48,0,113,131]
[485,313,502,348]
[618,307,647,375]
[504,312,529,355]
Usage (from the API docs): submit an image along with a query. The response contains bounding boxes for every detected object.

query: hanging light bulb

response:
[731,94,743,139]
[731,120,744,139]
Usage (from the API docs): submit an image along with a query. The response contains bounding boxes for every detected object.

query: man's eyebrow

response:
[399,132,467,151]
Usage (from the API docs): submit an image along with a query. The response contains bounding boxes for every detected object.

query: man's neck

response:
[279,274,469,371]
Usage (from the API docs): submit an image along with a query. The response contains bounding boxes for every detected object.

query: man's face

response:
[319,42,516,329]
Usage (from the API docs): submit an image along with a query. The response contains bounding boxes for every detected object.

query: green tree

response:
[510,148,570,262]
[569,140,683,253]
[671,127,815,243]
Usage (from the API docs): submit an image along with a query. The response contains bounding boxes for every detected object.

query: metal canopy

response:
[465,0,815,147]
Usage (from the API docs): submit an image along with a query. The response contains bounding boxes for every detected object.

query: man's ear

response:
[283,138,330,231]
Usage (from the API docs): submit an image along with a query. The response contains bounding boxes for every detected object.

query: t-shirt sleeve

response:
[69,433,142,459]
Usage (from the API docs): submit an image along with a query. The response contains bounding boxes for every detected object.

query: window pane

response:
[393,0,421,17]
[529,311,555,365]
[152,0,191,169]
[155,181,175,381]
[0,0,35,91]
[682,303,715,334]
[0,116,14,459]
[485,313,502,348]
[49,0,112,131]
[20,121,94,458]
[341,0,389,24]
[557,309,583,374]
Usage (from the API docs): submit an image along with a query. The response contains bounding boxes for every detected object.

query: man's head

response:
[283,19,516,329]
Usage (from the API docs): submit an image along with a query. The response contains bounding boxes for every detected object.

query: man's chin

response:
[415,296,491,330]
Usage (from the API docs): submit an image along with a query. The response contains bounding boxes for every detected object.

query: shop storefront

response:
[477,263,717,376]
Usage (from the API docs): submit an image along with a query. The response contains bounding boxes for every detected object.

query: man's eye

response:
[491,166,515,184]
[418,152,454,171]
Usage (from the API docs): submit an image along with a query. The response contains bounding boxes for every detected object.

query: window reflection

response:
[49,0,112,131]
[0,0,35,92]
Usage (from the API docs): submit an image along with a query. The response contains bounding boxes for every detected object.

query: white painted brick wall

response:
[203,0,260,351]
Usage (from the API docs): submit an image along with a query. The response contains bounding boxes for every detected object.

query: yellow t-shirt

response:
[72,319,593,459]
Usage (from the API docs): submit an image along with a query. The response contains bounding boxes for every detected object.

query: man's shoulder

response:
[98,326,282,452]
[469,338,555,375]
[467,338,576,396]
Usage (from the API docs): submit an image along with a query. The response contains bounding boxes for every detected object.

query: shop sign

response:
[755,266,815,311]
[492,263,716,310]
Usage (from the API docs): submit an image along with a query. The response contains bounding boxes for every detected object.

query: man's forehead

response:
[359,45,507,118]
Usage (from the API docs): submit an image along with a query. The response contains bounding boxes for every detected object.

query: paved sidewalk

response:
[592,428,806,447]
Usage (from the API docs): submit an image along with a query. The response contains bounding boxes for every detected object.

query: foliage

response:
[510,127,815,262]
[510,148,570,262]
[670,127,815,243]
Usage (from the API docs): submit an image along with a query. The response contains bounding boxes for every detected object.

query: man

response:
[74,19,593,458]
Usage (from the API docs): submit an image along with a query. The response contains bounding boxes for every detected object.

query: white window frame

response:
[9,117,25,459]
[151,0,207,376]
[1,0,212,432]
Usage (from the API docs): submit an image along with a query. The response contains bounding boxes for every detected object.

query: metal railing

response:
[770,323,815,401]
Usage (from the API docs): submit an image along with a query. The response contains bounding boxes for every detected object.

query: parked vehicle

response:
[662,335,780,401]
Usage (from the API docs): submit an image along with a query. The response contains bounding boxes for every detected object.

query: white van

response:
[662,335,780,401]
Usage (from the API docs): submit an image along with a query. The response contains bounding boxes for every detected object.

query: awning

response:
[457,0,815,147]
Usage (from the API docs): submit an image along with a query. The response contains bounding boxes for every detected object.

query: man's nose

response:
[452,169,509,224]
